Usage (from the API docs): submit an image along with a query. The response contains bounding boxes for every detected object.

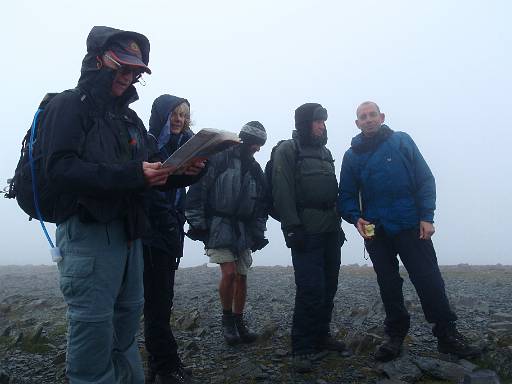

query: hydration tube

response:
[28,109,62,262]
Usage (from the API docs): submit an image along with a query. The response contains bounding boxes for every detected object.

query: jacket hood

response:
[77,26,151,106]
[148,94,192,149]
[293,103,328,147]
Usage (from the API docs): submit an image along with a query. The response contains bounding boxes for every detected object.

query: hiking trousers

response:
[365,228,457,338]
[143,245,181,374]
[56,215,144,384]
[291,231,342,354]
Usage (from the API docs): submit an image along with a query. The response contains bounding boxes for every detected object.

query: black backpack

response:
[264,139,299,221]
[5,90,83,223]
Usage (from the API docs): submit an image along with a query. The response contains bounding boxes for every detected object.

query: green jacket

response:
[272,137,339,234]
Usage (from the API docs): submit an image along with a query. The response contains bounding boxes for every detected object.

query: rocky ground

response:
[0,264,511,384]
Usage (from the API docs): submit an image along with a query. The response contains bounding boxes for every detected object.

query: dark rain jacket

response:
[143,94,199,256]
[39,26,196,239]
[272,131,340,234]
[185,146,268,255]
[338,126,436,235]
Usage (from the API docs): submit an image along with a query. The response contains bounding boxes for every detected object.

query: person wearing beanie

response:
[338,101,481,362]
[271,103,347,373]
[36,27,205,384]
[186,121,269,346]
[142,95,202,384]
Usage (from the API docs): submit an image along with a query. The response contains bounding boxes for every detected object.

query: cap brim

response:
[109,50,151,74]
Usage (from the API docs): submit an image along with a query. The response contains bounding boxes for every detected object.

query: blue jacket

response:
[338,126,435,235]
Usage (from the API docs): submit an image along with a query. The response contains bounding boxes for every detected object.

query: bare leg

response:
[233,274,247,314]
[219,262,236,311]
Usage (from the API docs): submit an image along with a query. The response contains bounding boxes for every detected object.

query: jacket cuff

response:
[420,211,434,223]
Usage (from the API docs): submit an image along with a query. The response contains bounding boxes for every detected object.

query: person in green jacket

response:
[271,103,347,373]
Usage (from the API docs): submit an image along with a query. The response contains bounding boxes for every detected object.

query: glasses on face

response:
[104,53,144,79]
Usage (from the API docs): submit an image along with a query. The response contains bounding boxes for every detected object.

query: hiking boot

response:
[437,328,481,358]
[222,313,240,345]
[146,357,191,383]
[154,369,191,384]
[234,314,258,343]
[375,336,404,362]
[317,334,349,354]
[176,359,192,377]
[292,353,313,373]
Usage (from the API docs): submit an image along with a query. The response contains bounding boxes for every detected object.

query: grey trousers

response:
[56,215,144,384]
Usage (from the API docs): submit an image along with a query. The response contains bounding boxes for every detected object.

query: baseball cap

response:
[106,37,151,74]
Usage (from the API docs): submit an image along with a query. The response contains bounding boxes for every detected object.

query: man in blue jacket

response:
[338,101,480,362]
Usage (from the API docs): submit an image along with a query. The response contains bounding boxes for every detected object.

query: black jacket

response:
[40,26,195,239]
[143,94,200,255]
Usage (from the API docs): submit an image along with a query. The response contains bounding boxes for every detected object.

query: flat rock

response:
[488,322,512,331]
[412,355,467,381]
[463,369,501,384]
[491,313,512,322]
[378,355,422,382]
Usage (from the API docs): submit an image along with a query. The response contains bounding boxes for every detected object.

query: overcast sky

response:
[0,0,510,266]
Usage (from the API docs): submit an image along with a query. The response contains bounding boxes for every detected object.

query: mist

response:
[1,0,510,266]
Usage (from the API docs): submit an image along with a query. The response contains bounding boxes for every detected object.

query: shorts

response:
[206,248,252,275]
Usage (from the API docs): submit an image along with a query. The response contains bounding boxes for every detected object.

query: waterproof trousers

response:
[365,228,457,338]
[56,215,144,384]
[291,231,342,354]
[143,245,181,374]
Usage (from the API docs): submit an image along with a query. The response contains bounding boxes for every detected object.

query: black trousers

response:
[291,232,342,354]
[143,245,180,374]
[365,228,457,338]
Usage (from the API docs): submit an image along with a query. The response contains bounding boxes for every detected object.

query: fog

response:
[0,0,510,266]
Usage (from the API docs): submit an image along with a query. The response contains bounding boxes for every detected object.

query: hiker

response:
[185,121,269,346]
[271,103,346,373]
[143,95,198,384]
[38,26,204,384]
[338,101,481,362]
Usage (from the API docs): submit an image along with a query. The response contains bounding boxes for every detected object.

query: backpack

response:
[264,139,336,222]
[264,139,298,221]
[5,90,89,261]
[6,89,87,223]
[5,93,60,223]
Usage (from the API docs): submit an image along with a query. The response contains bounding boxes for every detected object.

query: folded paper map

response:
[162,128,241,171]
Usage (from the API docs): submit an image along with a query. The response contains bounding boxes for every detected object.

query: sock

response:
[222,309,232,316]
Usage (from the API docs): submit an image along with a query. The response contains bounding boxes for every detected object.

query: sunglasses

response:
[104,53,144,79]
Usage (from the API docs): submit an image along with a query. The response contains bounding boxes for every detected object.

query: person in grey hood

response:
[186,121,269,346]
[38,26,204,384]
[143,95,200,384]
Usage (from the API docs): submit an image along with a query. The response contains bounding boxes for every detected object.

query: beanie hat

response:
[239,121,267,146]
[294,103,328,131]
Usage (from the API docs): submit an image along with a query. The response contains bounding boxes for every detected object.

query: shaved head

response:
[356,101,381,117]
[355,101,385,137]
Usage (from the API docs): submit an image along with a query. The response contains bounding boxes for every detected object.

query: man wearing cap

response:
[143,95,195,384]
[186,121,269,345]
[38,26,204,384]
[271,103,346,373]
[338,101,480,362]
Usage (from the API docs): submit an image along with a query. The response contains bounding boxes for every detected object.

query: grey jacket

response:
[185,146,268,255]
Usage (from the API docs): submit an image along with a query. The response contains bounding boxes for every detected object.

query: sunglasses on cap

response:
[103,53,144,79]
